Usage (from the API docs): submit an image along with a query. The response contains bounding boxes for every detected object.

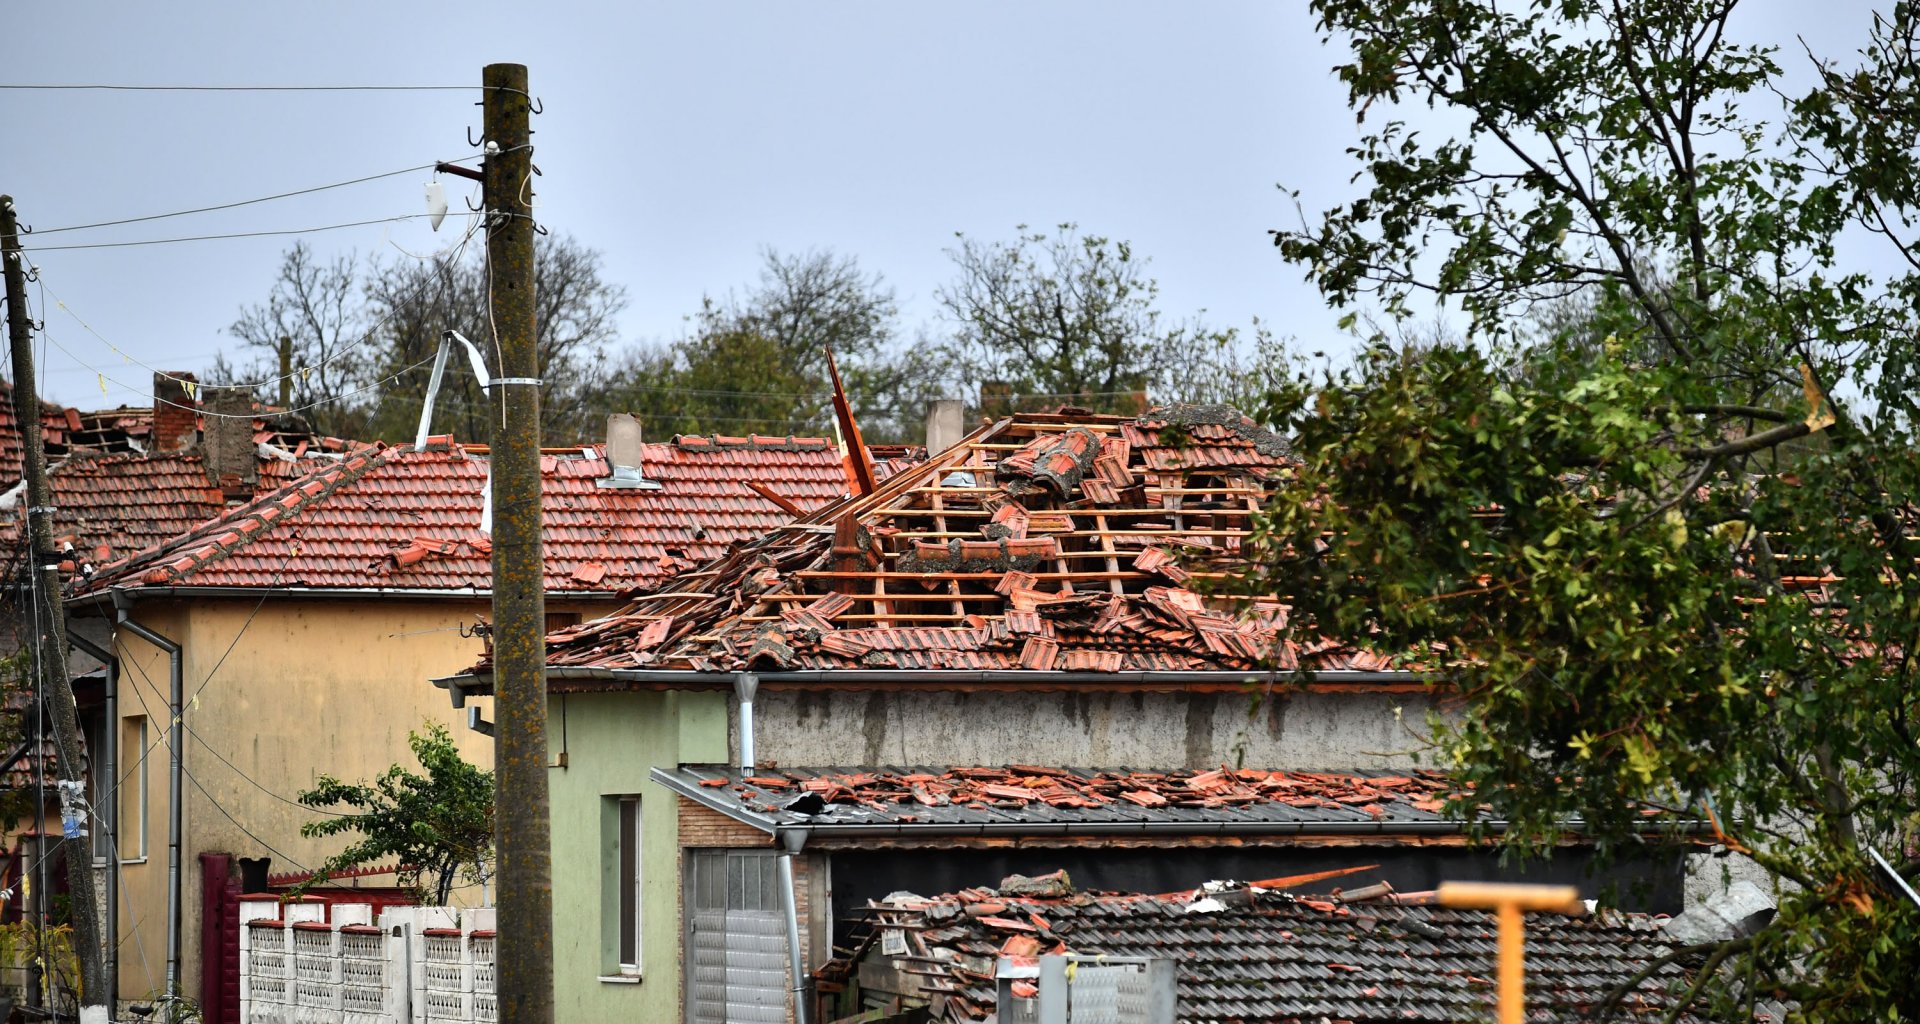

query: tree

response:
[223,234,628,444]
[935,224,1242,416]
[223,242,370,437]
[608,249,943,443]
[1251,0,1920,1016]
[295,723,493,905]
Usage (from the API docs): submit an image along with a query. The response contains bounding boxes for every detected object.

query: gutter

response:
[439,667,1435,703]
[68,584,624,608]
[111,592,183,1002]
[777,829,809,1024]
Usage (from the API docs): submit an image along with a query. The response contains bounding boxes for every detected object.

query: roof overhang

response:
[433,666,1440,704]
[652,766,1717,846]
[68,583,625,612]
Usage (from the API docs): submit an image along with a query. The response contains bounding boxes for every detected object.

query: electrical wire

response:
[31,156,483,235]
[30,212,482,398]
[18,213,446,253]
[179,718,349,817]
[0,83,490,93]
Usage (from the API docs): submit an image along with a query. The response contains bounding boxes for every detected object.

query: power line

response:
[32,157,483,235]
[18,213,445,252]
[30,214,483,397]
[0,83,487,93]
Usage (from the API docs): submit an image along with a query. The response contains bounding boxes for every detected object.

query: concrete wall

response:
[750,688,1441,769]
[546,689,727,1024]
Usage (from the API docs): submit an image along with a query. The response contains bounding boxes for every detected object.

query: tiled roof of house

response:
[535,405,1401,677]
[0,381,80,493]
[827,876,1701,1023]
[656,764,1463,836]
[80,435,866,595]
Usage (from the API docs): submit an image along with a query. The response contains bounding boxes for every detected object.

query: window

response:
[119,716,147,861]
[607,795,642,974]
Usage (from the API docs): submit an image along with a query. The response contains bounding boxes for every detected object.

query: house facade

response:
[436,407,1709,1023]
[69,420,864,1013]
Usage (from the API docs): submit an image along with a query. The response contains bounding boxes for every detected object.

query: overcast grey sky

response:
[3,1,1892,417]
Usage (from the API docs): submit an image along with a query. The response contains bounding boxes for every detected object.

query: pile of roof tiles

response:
[828,874,1701,1023]
[709,765,1454,819]
[539,407,1406,677]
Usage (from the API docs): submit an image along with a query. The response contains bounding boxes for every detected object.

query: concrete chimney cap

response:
[598,412,660,490]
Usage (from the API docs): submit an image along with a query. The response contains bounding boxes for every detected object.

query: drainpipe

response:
[733,673,758,775]
[68,630,117,1006]
[776,828,810,1024]
[111,593,183,1000]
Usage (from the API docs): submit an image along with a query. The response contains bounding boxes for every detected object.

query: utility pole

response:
[479,65,554,1022]
[277,335,292,408]
[3,197,109,1023]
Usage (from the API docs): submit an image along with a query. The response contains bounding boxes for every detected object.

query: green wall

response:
[547,690,728,1024]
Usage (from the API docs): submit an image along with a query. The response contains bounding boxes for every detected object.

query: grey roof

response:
[834,882,1707,1023]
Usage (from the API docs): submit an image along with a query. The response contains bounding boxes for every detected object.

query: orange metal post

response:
[1437,882,1585,1024]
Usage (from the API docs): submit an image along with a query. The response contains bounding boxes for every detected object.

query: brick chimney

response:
[152,372,199,453]
[202,386,258,501]
[925,399,965,456]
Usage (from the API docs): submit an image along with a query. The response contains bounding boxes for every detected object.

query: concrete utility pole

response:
[3,196,110,1023]
[480,65,555,1022]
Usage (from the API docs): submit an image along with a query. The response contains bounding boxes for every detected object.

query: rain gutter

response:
[111,591,183,1001]
[68,585,624,607]
[438,667,1435,702]
[777,828,809,1024]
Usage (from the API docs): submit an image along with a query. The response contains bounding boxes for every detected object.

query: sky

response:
[1,1,1895,418]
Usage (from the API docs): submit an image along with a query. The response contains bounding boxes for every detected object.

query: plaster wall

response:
[545,689,727,1024]
[106,596,539,1004]
[751,688,1442,769]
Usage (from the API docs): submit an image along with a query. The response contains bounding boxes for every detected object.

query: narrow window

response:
[119,716,148,861]
[617,795,641,970]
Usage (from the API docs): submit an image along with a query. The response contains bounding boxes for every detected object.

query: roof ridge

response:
[82,444,392,590]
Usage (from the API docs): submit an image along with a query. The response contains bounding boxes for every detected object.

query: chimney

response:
[202,386,258,501]
[925,399,965,456]
[153,372,199,453]
[596,413,660,490]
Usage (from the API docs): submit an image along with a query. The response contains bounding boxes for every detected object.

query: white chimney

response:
[597,413,661,490]
[925,399,966,456]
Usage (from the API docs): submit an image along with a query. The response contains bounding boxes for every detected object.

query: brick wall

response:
[153,372,199,453]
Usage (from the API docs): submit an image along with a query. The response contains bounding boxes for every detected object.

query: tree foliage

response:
[935,224,1244,416]
[1250,0,1920,1016]
[295,723,492,905]
[223,234,626,443]
[607,249,942,443]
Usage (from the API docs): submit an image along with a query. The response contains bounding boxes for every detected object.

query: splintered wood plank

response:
[1094,513,1124,595]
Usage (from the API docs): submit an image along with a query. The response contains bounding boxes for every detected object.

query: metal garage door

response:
[687,850,787,1024]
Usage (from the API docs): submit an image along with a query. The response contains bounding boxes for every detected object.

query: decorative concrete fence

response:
[238,899,495,1024]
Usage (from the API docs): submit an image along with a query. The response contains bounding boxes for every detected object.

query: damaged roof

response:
[530,407,1402,679]
[656,764,1467,838]
[829,876,1703,1023]
[78,434,869,596]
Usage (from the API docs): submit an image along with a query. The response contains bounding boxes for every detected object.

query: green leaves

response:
[296,723,493,904]
[1261,0,1920,1011]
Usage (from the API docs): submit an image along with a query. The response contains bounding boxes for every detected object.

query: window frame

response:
[607,794,643,977]
[119,716,148,863]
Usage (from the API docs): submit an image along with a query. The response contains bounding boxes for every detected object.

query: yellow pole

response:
[1437,882,1586,1024]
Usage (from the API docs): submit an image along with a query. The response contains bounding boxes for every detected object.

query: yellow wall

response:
[105,594,592,1004]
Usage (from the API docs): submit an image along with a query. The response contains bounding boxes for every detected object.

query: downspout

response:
[111,592,183,1000]
[69,630,117,1006]
[776,828,810,1024]
[733,672,758,775]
